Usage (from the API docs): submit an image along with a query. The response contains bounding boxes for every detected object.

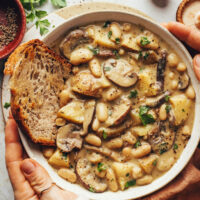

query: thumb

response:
[193,54,200,81]
[20,159,53,195]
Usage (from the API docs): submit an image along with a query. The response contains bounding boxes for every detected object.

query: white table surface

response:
[0,0,182,199]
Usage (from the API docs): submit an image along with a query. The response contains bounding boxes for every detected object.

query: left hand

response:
[162,21,200,81]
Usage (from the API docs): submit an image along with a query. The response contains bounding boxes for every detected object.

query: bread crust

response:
[5,39,72,145]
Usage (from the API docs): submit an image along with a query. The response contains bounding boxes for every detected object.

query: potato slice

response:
[57,100,84,124]
[112,162,133,190]
[131,124,156,136]
[48,149,69,168]
[169,94,191,126]
[121,33,141,51]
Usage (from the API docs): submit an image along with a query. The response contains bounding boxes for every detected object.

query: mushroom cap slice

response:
[82,100,96,135]
[103,58,138,87]
[178,72,190,90]
[76,158,107,193]
[71,71,103,98]
[57,124,83,152]
[60,29,92,59]
[106,98,131,126]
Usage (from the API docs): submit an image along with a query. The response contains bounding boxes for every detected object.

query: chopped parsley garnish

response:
[152,159,157,166]
[165,95,170,102]
[97,162,106,172]
[135,140,141,148]
[126,173,130,177]
[165,104,171,113]
[89,186,95,192]
[103,20,111,28]
[128,90,138,98]
[138,51,143,60]
[182,108,185,112]
[173,143,178,150]
[159,143,168,155]
[62,152,68,159]
[104,66,111,71]
[70,164,74,168]
[113,50,120,59]
[139,106,155,126]
[115,38,120,44]
[125,179,136,189]
[108,31,112,39]
[88,46,99,55]
[140,37,151,46]
[4,102,10,109]
[143,52,149,60]
[103,130,107,139]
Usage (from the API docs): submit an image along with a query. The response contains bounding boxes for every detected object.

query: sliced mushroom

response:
[60,29,92,59]
[97,119,133,138]
[56,124,83,152]
[84,145,125,162]
[98,48,115,57]
[103,58,138,87]
[76,158,107,193]
[147,122,176,154]
[71,71,102,98]
[145,91,170,108]
[106,98,131,126]
[82,100,96,135]
[178,72,190,90]
[157,51,167,90]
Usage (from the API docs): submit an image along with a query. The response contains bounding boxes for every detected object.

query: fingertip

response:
[21,159,37,175]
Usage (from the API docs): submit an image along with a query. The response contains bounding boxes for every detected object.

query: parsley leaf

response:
[103,21,111,28]
[4,102,10,109]
[97,163,106,172]
[35,10,48,18]
[126,173,130,177]
[165,104,171,113]
[36,19,50,35]
[143,52,149,60]
[62,152,68,159]
[108,31,112,39]
[138,51,143,60]
[128,90,138,98]
[159,143,168,155]
[134,140,141,148]
[140,37,150,46]
[113,50,120,59]
[139,106,155,126]
[153,159,157,166]
[88,46,99,55]
[173,143,178,150]
[165,95,170,102]
[125,179,136,189]
[104,66,111,71]
[89,186,95,193]
[26,12,35,23]
[102,130,107,139]
[51,0,66,8]
[115,38,120,44]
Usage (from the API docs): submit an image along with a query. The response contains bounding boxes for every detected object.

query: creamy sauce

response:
[43,21,195,193]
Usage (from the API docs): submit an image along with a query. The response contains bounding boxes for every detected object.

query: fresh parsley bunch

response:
[20,0,66,35]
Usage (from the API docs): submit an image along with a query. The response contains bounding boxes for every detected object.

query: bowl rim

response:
[20,10,200,200]
[0,0,26,60]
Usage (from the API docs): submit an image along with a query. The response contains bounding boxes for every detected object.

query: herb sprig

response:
[139,106,155,126]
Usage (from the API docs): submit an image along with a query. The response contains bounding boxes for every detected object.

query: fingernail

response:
[194,55,200,67]
[21,160,36,175]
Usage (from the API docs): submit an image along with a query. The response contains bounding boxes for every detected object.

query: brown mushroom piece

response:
[60,29,92,59]
[98,48,115,57]
[56,124,83,152]
[97,119,133,138]
[82,100,96,135]
[103,58,138,87]
[145,91,170,108]
[71,71,103,98]
[178,72,190,90]
[106,98,131,126]
[76,158,107,193]
[147,122,176,154]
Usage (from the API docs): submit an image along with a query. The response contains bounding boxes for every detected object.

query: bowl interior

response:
[0,0,26,60]
[19,11,200,200]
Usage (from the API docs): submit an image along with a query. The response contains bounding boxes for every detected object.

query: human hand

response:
[162,21,200,81]
[5,113,78,200]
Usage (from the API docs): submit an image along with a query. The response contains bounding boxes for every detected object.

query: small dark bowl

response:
[0,0,26,60]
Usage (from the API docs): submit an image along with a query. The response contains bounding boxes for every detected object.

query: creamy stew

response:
[42,21,196,192]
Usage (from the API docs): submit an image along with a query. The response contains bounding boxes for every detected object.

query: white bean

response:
[132,164,143,179]
[92,118,100,131]
[110,23,122,42]
[59,89,71,107]
[131,142,151,158]
[106,138,123,149]
[167,53,179,67]
[157,156,175,172]
[136,175,153,185]
[58,168,77,183]
[85,134,102,147]
[96,102,108,122]
[171,80,178,90]
[95,167,106,178]
[42,147,55,158]
[186,86,196,99]
[55,117,66,126]
[89,58,102,78]
[105,87,121,101]
[168,71,175,79]
[159,104,167,121]
[122,147,132,158]
[122,131,137,145]
[182,125,190,135]
[88,152,103,164]
[119,48,125,55]
[106,168,118,192]
[177,62,186,72]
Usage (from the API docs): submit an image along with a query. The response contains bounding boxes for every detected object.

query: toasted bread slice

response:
[4,39,71,145]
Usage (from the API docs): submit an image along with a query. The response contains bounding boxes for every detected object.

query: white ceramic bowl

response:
[19,11,200,200]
